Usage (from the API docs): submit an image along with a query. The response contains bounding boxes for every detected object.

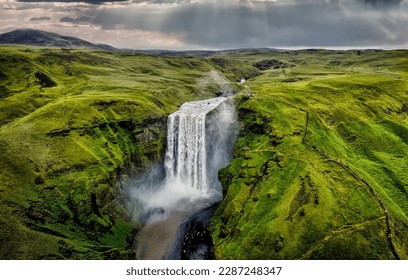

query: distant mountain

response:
[133,48,284,57]
[0,29,116,51]
[134,49,216,57]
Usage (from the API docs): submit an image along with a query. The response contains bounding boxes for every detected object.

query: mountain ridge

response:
[0,28,117,51]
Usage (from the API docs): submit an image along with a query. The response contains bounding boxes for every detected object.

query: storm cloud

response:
[357,0,402,6]
[60,16,92,24]
[17,0,127,3]
[30,16,51,21]
[2,0,408,49]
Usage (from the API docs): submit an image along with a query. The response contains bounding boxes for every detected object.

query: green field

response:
[0,46,407,259]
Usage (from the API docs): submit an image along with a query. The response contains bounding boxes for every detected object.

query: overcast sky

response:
[0,0,407,49]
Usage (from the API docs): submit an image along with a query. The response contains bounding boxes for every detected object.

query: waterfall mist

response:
[125,96,237,225]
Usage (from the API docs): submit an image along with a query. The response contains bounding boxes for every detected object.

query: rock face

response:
[253,59,291,70]
[179,204,218,260]
[35,71,57,87]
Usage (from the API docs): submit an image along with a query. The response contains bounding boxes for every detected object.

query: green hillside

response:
[210,49,408,259]
[0,46,407,259]
[0,46,229,259]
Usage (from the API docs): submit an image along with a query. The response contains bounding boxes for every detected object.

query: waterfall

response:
[127,95,237,259]
[164,97,227,192]
[126,96,236,220]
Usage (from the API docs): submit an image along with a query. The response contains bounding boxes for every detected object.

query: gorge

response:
[127,97,237,259]
[1,46,407,260]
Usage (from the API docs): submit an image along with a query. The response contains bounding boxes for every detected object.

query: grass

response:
[210,49,408,259]
[0,45,227,259]
[1,46,407,259]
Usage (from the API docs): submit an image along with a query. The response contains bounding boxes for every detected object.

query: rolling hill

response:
[0,29,116,51]
[0,39,407,259]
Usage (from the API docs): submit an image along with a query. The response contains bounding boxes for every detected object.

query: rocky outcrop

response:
[35,71,57,88]
[253,59,292,70]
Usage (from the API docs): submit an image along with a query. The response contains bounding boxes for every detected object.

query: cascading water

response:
[165,97,228,193]
[126,96,237,259]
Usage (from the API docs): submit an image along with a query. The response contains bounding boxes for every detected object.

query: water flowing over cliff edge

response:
[127,97,237,259]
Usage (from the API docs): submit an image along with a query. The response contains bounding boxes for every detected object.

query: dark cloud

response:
[30,16,51,21]
[356,0,403,6]
[86,0,407,48]
[132,0,194,3]
[17,0,128,4]
[5,0,408,49]
[60,16,92,24]
[352,0,404,12]
[161,3,346,48]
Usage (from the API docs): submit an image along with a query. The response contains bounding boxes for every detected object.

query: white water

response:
[165,97,227,192]
[127,96,236,222]
[127,95,237,259]
[238,78,246,85]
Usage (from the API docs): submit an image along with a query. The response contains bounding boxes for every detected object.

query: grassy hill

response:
[210,49,408,259]
[0,46,407,259]
[0,45,235,259]
[0,29,116,51]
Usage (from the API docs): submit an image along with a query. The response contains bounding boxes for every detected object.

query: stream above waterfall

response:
[126,96,237,259]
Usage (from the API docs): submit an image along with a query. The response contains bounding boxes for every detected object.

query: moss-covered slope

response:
[211,50,408,259]
[0,46,230,259]
[1,46,407,260]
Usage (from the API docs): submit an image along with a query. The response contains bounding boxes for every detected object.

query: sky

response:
[0,0,407,50]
